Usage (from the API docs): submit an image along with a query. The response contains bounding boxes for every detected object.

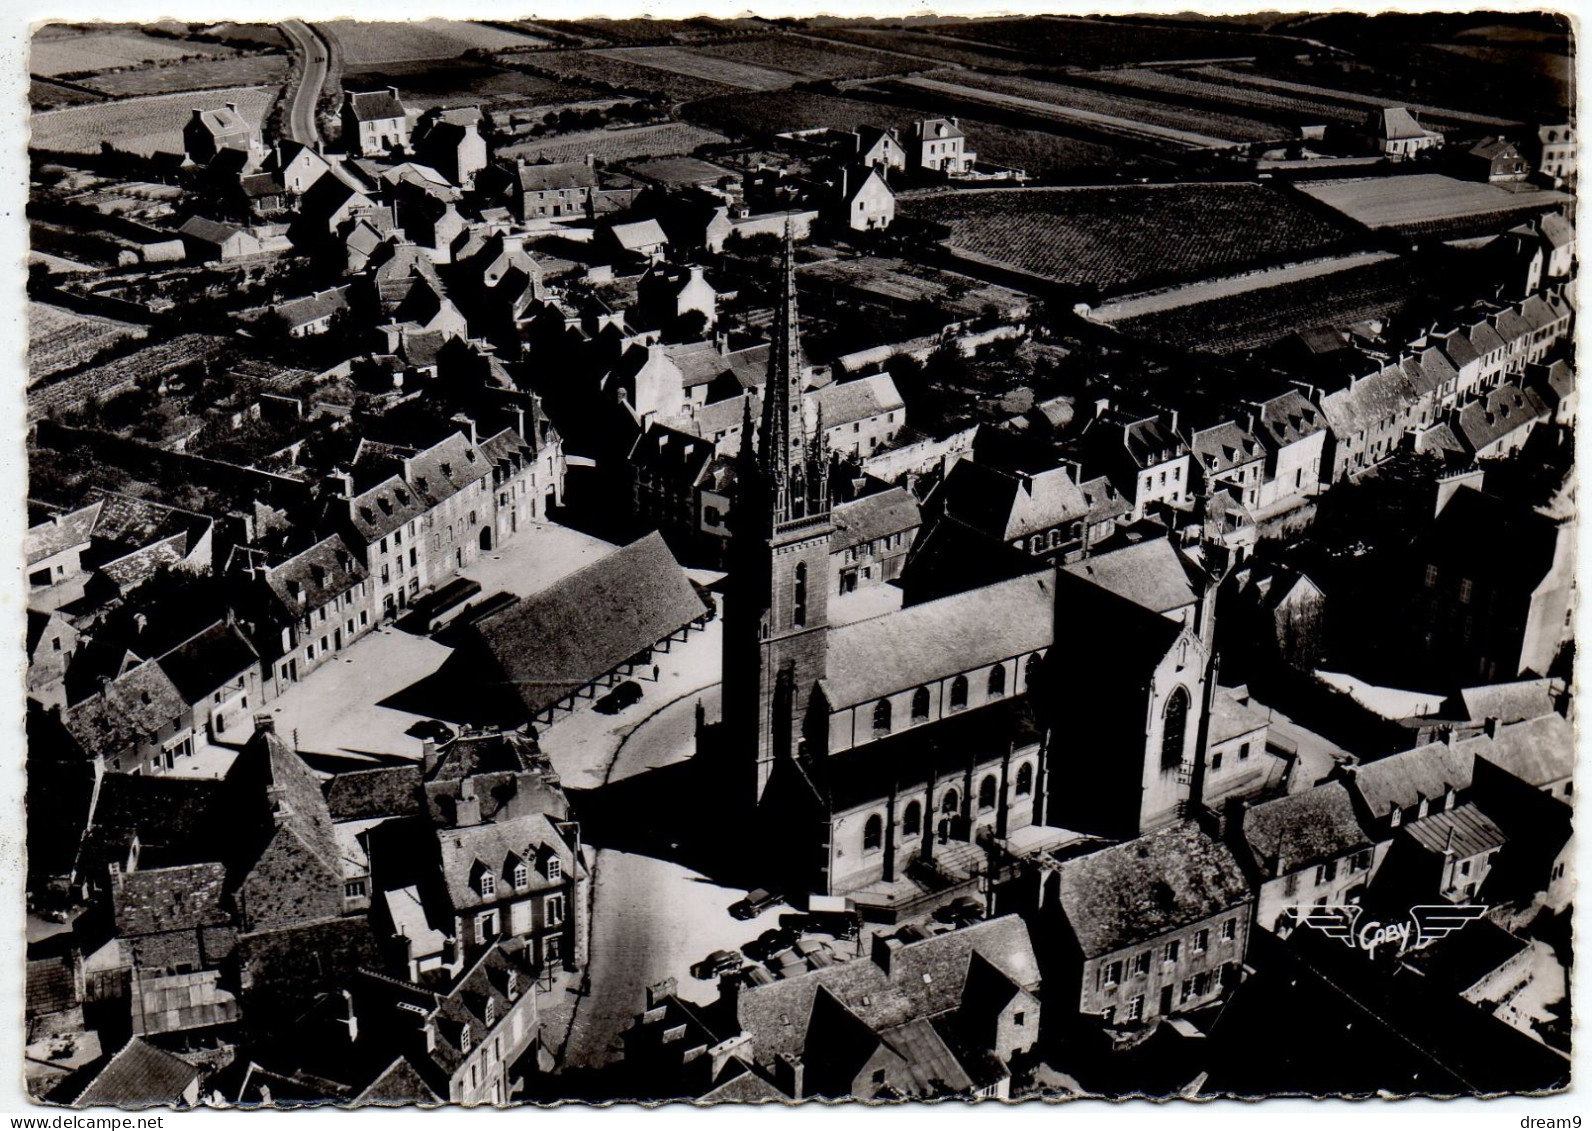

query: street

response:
[279,20,328,147]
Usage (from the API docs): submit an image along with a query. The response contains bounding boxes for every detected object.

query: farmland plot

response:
[526,51,738,102]
[591,46,799,91]
[30,85,278,156]
[936,15,1288,67]
[29,301,149,384]
[498,121,728,165]
[929,70,1285,143]
[319,20,551,66]
[1296,175,1571,231]
[901,184,1362,296]
[1193,65,1524,129]
[565,18,738,44]
[1081,67,1365,127]
[807,28,1039,72]
[689,37,920,81]
[30,28,228,77]
[1111,255,1433,354]
[347,59,589,113]
[87,54,290,97]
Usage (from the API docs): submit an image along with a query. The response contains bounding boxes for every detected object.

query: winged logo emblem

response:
[1291,902,1489,959]
[1407,904,1490,951]
[1294,904,1363,947]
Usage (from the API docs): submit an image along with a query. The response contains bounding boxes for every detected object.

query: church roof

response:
[1061,538,1197,618]
[819,571,1054,711]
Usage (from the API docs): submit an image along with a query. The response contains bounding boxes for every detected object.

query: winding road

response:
[279,20,328,147]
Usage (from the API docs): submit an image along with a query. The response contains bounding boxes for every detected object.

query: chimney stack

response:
[1483,716,1501,739]
[774,1053,805,1100]
[421,738,440,776]
[455,777,481,827]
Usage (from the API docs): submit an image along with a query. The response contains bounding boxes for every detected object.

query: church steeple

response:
[757,220,823,525]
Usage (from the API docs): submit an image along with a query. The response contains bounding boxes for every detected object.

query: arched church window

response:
[911,686,931,721]
[988,665,1006,698]
[949,675,968,712]
[903,801,922,837]
[1161,686,1190,771]
[1016,762,1034,797]
[873,699,892,734]
[1025,653,1043,689]
[863,814,883,852]
[941,789,960,815]
[978,774,997,811]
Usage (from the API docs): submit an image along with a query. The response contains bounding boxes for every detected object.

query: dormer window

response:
[459,1025,473,1055]
[546,856,562,883]
[513,861,529,889]
[476,864,495,898]
[483,998,496,1026]
[1389,805,1402,828]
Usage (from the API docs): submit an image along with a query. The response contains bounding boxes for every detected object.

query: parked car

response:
[691,950,742,980]
[595,680,643,715]
[784,910,862,941]
[730,888,783,920]
[934,896,985,928]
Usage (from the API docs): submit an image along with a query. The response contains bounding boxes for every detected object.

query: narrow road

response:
[279,20,328,147]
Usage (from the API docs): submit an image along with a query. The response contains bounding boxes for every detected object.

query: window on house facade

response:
[1316,860,1337,885]
[1101,961,1122,988]
[546,894,566,924]
[345,880,366,899]
[1127,996,1144,1022]
[863,814,883,852]
[1025,653,1042,688]
[1133,951,1151,977]
[941,789,959,815]
[479,870,495,898]
[1163,940,1180,964]
[1239,742,1250,761]
[546,856,562,883]
[545,934,563,964]
[1193,928,1208,954]
[1221,918,1236,943]
[1211,752,1223,772]
[513,862,528,889]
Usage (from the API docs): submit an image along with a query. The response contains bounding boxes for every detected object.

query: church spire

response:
[759,219,808,524]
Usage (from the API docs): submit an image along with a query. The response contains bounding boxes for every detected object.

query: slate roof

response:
[112,862,230,938]
[74,1037,201,1109]
[275,286,349,329]
[436,809,578,912]
[830,487,920,554]
[515,159,597,192]
[1438,327,1481,371]
[346,474,429,543]
[62,659,188,760]
[263,535,367,614]
[26,500,101,566]
[84,490,210,562]
[156,621,259,704]
[323,765,422,821]
[26,954,79,1018]
[1538,212,1573,250]
[470,532,706,715]
[610,218,669,252]
[1403,802,1506,859]
[79,773,225,874]
[732,915,1040,1064]
[1454,382,1548,452]
[190,104,251,139]
[1252,390,1325,448]
[1365,106,1436,140]
[1062,538,1197,617]
[1319,361,1418,438]
[178,215,245,245]
[813,373,904,429]
[224,724,340,888]
[1240,781,1371,877]
[1208,685,1269,745]
[1457,679,1560,726]
[347,88,405,122]
[819,570,1053,710]
[1350,743,1474,817]
[1051,821,1251,957]
[1461,713,1574,788]
[1399,919,1529,995]
[936,461,1087,543]
[1190,420,1264,475]
[403,431,487,507]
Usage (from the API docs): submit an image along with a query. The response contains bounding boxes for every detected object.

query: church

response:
[715,228,1228,917]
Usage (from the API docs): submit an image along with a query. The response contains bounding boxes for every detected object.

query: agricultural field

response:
[30,85,278,156]
[563,18,740,44]
[901,184,1363,297]
[1078,66,1365,128]
[319,20,552,66]
[28,301,149,384]
[689,36,921,82]
[808,27,1039,72]
[30,78,105,111]
[590,46,799,91]
[525,50,739,102]
[27,332,231,423]
[934,15,1289,66]
[346,59,590,113]
[86,54,291,98]
[1192,64,1524,129]
[497,121,728,165]
[1296,175,1572,231]
[681,88,1155,181]
[199,23,289,50]
[1110,255,1434,354]
[903,70,1285,145]
[30,26,230,77]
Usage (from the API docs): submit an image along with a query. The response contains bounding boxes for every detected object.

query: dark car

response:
[691,950,742,980]
[406,719,456,745]
[595,680,643,715]
[743,926,799,964]
[934,896,985,927]
[786,910,862,941]
[730,888,783,920]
